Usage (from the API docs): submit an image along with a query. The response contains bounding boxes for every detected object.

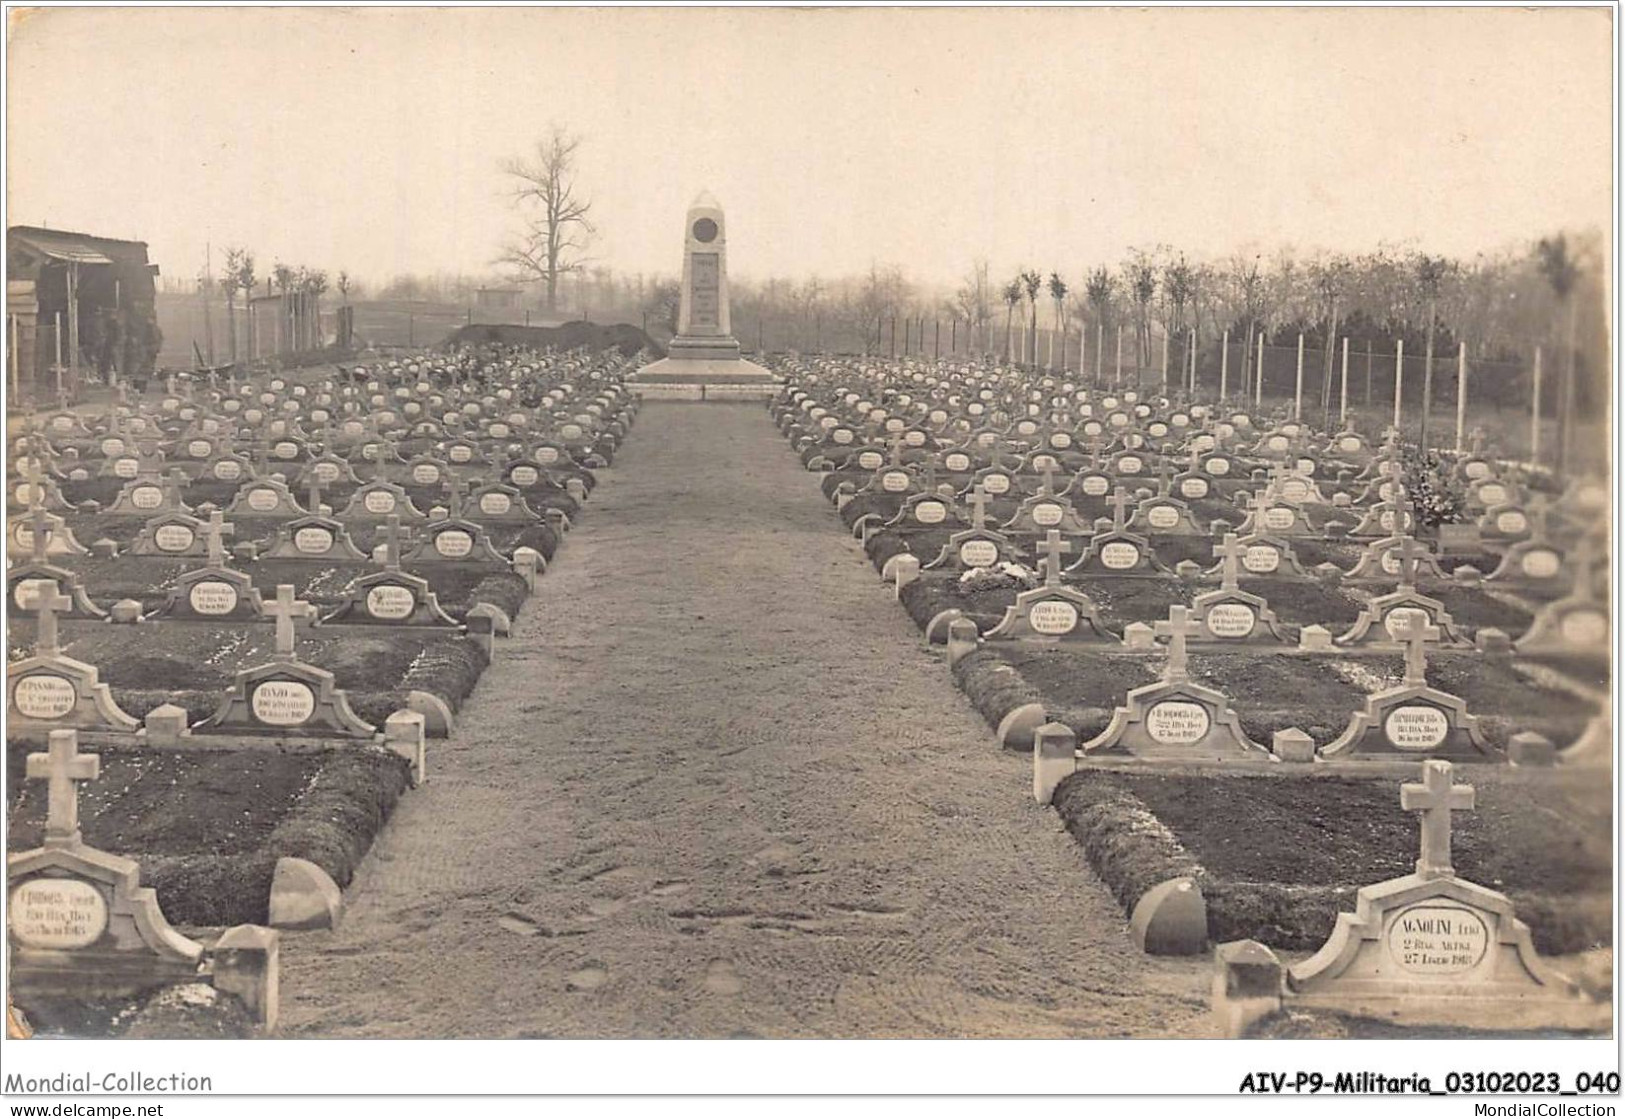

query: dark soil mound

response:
[447,321,662,359]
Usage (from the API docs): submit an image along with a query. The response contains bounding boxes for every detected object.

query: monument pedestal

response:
[626,190,782,401]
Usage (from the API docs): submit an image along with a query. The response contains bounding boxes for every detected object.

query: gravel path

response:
[278,401,1211,1038]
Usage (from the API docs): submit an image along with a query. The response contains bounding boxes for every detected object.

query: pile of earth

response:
[446,321,662,359]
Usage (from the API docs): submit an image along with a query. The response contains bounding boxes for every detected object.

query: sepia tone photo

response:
[2,3,1615,1063]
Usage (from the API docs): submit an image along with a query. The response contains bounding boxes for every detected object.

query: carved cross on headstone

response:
[440,472,469,520]
[1569,533,1598,602]
[1394,612,1440,686]
[19,455,46,509]
[27,729,100,848]
[1038,461,1057,497]
[1107,487,1132,532]
[28,501,53,565]
[27,580,73,657]
[1037,530,1073,588]
[968,485,990,531]
[1154,604,1200,683]
[164,467,190,502]
[887,433,904,468]
[381,514,405,571]
[203,510,235,567]
[1391,534,1431,590]
[923,455,937,494]
[264,584,316,658]
[1212,532,1247,591]
[1401,759,1475,879]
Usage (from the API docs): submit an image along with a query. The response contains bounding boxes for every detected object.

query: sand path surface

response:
[279,401,1211,1038]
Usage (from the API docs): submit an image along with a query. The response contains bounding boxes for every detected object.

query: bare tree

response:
[1002,278,1024,363]
[221,247,247,361]
[1536,235,1581,473]
[1021,270,1042,366]
[498,125,596,314]
[954,260,993,353]
[1413,252,1456,448]
[1123,250,1158,377]
[1047,272,1069,371]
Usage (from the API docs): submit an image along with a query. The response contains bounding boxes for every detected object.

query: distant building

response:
[7,225,162,391]
[475,287,524,312]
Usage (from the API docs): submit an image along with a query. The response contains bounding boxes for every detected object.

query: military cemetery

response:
[2,7,1613,1078]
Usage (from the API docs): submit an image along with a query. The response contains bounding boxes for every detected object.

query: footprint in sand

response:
[703,960,742,996]
[497,913,541,937]
[650,880,690,897]
[566,964,609,991]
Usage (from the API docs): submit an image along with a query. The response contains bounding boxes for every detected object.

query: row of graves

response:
[769,354,1612,1038]
[5,343,645,1036]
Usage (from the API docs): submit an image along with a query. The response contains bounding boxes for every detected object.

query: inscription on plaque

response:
[155,524,195,553]
[690,251,721,328]
[1242,545,1280,574]
[1494,511,1528,535]
[1206,603,1257,638]
[1180,477,1210,500]
[881,471,910,494]
[294,526,335,554]
[189,439,213,458]
[1100,542,1140,570]
[537,447,560,465]
[1146,700,1211,745]
[1387,903,1490,975]
[1032,502,1065,527]
[366,584,417,620]
[1081,475,1109,496]
[314,461,342,484]
[943,453,971,472]
[510,466,540,487]
[363,490,397,514]
[113,457,139,479]
[959,540,998,568]
[914,500,947,525]
[1384,606,1433,641]
[1263,506,1297,531]
[130,485,164,511]
[1384,704,1451,750]
[13,578,56,610]
[1205,458,1231,476]
[9,878,109,950]
[247,488,280,512]
[434,529,474,558]
[1520,549,1561,579]
[251,680,317,726]
[479,492,513,516]
[1560,609,1607,646]
[188,580,240,616]
[13,674,78,719]
[1117,455,1143,474]
[857,452,884,471]
[981,474,1011,495]
[411,464,441,485]
[1028,600,1079,636]
[1147,504,1180,529]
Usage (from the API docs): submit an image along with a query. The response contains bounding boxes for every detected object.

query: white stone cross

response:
[203,510,235,567]
[1391,534,1431,591]
[1400,759,1475,879]
[27,501,53,564]
[264,584,316,658]
[1154,604,1200,683]
[1394,611,1441,686]
[1037,530,1073,588]
[27,579,73,657]
[1212,532,1246,591]
[968,485,990,530]
[27,728,100,847]
[1107,486,1132,531]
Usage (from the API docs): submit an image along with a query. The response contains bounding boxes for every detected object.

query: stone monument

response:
[631,191,778,399]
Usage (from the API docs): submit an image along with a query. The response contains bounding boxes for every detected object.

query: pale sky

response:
[6,6,1614,289]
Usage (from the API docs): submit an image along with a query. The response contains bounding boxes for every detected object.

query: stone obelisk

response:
[631,191,776,396]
